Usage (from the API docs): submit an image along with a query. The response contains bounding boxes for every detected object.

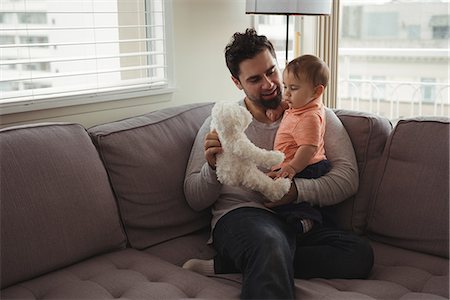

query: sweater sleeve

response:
[293,108,359,207]
[184,116,222,211]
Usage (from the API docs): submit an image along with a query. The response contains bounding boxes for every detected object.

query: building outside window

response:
[19,35,49,47]
[17,12,47,24]
[338,0,449,122]
[430,15,450,38]
[421,78,437,102]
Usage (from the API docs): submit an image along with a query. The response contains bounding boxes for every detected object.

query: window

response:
[406,25,421,39]
[364,12,398,38]
[430,15,449,39]
[421,78,436,102]
[253,0,449,122]
[337,0,449,122]
[0,35,15,44]
[255,14,296,67]
[19,35,49,47]
[0,0,173,114]
[341,6,362,39]
[17,12,47,24]
[23,62,51,72]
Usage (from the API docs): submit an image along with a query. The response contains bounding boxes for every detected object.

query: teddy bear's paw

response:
[262,151,285,168]
[266,178,291,202]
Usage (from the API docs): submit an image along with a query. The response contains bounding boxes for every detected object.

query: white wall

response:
[171,0,251,105]
[0,0,252,128]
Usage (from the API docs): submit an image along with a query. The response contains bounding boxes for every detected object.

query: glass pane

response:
[256,15,295,66]
[337,0,449,122]
[0,0,166,103]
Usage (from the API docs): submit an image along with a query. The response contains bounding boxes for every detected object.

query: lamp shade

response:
[245,0,332,15]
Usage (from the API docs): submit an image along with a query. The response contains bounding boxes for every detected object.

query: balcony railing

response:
[337,79,449,122]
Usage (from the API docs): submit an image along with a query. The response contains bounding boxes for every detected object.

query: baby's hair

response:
[285,55,329,88]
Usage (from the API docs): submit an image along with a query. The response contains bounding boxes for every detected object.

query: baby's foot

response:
[299,219,314,233]
[182,258,215,276]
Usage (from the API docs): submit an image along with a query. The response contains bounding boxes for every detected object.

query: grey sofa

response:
[1,102,448,299]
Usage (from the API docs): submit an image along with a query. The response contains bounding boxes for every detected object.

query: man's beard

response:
[250,88,282,109]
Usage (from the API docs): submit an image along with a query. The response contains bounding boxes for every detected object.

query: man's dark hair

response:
[224,28,277,80]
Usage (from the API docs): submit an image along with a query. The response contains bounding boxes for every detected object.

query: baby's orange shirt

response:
[274,98,327,169]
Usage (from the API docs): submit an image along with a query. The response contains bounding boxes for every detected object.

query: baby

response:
[272,54,331,234]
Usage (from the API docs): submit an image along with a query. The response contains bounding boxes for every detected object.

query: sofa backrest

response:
[0,123,127,289]
[323,110,392,233]
[367,117,449,258]
[88,103,213,250]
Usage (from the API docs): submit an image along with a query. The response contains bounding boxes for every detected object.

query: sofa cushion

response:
[88,103,213,249]
[298,241,449,299]
[0,249,240,299]
[367,117,449,258]
[322,110,392,233]
[367,241,449,299]
[0,123,126,289]
[143,227,215,266]
[211,241,448,299]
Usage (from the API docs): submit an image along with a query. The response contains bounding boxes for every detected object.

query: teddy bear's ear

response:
[210,104,218,130]
[239,105,253,126]
[211,102,227,132]
[211,102,253,137]
[221,104,250,134]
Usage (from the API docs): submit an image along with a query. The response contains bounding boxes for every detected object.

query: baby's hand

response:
[266,170,277,179]
[276,165,296,180]
[266,100,289,121]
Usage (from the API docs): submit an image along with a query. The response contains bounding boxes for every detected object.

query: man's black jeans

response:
[212,207,374,299]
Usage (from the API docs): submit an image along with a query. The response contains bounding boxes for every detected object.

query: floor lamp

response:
[245,0,332,65]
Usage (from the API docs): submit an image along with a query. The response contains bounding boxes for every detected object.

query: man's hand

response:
[204,130,223,169]
[264,181,298,208]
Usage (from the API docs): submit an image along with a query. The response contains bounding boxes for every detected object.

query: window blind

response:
[0,0,168,110]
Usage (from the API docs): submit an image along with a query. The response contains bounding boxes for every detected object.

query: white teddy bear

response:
[210,101,291,201]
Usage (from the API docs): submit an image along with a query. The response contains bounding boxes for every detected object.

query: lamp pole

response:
[285,14,289,66]
[245,0,333,65]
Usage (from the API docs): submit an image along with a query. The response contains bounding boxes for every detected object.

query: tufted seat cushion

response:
[295,241,448,299]
[369,241,448,298]
[1,249,240,299]
[209,241,448,299]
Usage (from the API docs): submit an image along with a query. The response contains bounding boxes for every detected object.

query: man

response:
[183,28,373,299]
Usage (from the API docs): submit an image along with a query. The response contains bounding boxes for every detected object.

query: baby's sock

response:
[182,258,215,276]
